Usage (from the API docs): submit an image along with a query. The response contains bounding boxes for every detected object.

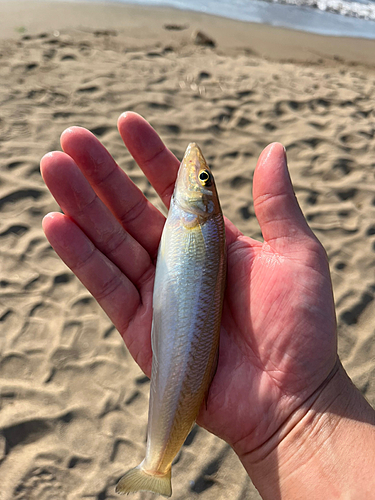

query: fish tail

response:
[115,464,172,497]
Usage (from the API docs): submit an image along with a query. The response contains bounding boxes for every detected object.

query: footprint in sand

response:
[0,189,44,213]
[14,465,69,500]
[190,447,230,494]
[340,291,374,326]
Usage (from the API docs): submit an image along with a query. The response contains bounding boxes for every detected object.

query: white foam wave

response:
[270,0,375,21]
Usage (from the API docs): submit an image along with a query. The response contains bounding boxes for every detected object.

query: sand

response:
[0,1,374,499]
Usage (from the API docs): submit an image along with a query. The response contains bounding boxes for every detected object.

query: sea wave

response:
[270,0,375,21]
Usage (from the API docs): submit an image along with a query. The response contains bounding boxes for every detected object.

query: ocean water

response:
[8,0,375,38]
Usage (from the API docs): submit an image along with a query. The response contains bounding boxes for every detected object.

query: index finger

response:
[60,125,165,259]
[118,112,180,209]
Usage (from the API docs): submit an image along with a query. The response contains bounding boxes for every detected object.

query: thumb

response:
[253,143,316,252]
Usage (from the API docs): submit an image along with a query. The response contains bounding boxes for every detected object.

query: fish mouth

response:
[183,142,205,167]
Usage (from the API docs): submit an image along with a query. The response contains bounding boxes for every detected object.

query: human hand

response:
[40,112,338,468]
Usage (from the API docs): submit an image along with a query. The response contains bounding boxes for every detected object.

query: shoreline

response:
[1,1,375,66]
[4,0,375,39]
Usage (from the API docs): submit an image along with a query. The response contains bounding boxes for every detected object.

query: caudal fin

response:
[115,464,172,497]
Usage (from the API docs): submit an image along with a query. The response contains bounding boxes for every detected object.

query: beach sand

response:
[0,2,374,499]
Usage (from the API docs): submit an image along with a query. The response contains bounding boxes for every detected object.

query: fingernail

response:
[64,126,80,136]
[40,152,54,162]
[282,145,287,164]
[42,212,57,229]
[258,143,275,167]
[43,212,56,221]
[269,142,287,167]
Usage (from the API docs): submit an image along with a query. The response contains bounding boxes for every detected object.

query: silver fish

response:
[116,143,226,496]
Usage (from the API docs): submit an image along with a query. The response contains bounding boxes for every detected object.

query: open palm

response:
[41,112,337,460]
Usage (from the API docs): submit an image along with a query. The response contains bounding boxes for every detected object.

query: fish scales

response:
[116,143,226,497]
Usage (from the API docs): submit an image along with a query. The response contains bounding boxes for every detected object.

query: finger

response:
[60,126,164,258]
[41,151,154,288]
[117,112,180,208]
[42,212,141,336]
[118,112,242,246]
[253,143,316,251]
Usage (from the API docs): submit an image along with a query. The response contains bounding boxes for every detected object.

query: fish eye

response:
[198,170,212,186]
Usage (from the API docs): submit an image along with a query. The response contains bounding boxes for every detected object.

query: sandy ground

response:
[0,2,374,499]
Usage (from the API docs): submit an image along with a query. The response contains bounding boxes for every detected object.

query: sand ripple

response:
[0,25,374,499]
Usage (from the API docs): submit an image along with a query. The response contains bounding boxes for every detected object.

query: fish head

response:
[174,143,220,218]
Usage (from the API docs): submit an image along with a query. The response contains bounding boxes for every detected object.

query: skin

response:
[41,112,375,499]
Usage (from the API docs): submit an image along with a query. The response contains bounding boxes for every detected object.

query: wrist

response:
[235,360,375,499]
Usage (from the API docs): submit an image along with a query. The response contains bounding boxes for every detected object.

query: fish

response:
[116,143,226,497]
